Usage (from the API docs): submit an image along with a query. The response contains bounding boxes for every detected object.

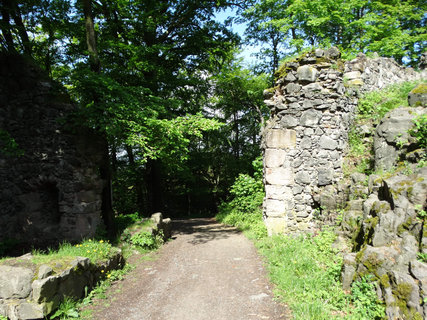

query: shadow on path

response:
[172,218,241,245]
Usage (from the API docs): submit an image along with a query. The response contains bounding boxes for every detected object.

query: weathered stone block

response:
[264,199,287,217]
[265,129,296,149]
[32,276,59,303]
[265,185,292,200]
[344,71,361,80]
[300,110,321,127]
[15,302,46,320]
[280,115,298,128]
[319,136,338,150]
[0,266,34,299]
[295,171,311,185]
[265,167,293,185]
[264,217,287,236]
[264,149,287,168]
[285,83,301,94]
[297,65,318,82]
[408,83,427,106]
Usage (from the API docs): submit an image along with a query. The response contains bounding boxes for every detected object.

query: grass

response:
[31,239,117,266]
[357,80,425,123]
[217,208,385,319]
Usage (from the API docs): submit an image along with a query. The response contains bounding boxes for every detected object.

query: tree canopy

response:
[1,0,425,227]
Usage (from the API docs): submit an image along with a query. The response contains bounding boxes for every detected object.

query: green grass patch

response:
[357,80,425,123]
[31,239,117,266]
[256,231,350,319]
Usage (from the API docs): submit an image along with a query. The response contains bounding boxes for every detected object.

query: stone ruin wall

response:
[262,47,427,235]
[0,55,105,248]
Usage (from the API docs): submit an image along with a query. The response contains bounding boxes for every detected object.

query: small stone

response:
[300,110,321,127]
[317,168,334,186]
[295,171,311,185]
[300,137,312,149]
[38,265,53,279]
[303,82,322,92]
[319,136,338,150]
[344,71,361,80]
[346,79,364,86]
[325,47,341,59]
[285,83,302,94]
[297,65,318,82]
[285,72,297,82]
[315,48,324,57]
[280,115,298,128]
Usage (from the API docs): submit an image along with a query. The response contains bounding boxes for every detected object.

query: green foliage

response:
[0,315,7,320]
[50,297,79,319]
[0,129,24,157]
[129,231,164,250]
[351,275,386,319]
[409,114,427,150]
[241,0,426,68]
[257,231,350,319]
[216,155,267,239]
[32,239,116,265]
[417,252,427,263]
[358,81,422,123]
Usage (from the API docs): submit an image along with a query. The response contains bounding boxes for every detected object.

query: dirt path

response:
[88,218,288,320]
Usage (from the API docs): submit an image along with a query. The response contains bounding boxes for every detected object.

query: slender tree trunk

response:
[11,2,31,55]
[81,0,116,236]
[82,0,100,73]
[1,1,15,52]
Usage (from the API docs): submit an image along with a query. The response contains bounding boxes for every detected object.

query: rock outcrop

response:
[0,250,124,320]
[340,165,426,319]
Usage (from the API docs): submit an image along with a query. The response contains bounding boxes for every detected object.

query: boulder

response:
[408,83,427,106]
[0,266,34,299]
[374,107,426,171]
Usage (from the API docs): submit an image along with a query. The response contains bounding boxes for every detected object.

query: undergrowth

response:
[216,157,385,319]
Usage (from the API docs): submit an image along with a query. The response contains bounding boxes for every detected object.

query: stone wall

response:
[262,48,427,235]
[0,54,105,248]
[0,250,123,320]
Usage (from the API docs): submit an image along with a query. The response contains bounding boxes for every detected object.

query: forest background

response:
[0,0,425,233]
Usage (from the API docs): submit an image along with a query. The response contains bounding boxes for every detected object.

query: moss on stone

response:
[397,217,413,235]
[380,274,390,288]
[394,283,412,301]
[362,251,383,277]
[410,83,427,94]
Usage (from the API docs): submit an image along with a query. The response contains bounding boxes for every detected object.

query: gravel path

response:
[88,218,288,320]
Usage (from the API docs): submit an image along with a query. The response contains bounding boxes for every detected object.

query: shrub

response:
[129,230,163,250]
[351,275,385,319]
[357,81,423,123]
[409,114,427,150]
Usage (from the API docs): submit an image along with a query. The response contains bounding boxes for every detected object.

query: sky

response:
[214,7,262,67]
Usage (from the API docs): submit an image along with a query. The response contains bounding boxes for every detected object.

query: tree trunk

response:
[0,0,15,52]
[11,2,31,55]
[82,0,100,73]
[81,0,116,236]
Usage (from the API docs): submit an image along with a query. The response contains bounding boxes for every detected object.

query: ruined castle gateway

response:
[0,55,104,248]
[262,48,427,235]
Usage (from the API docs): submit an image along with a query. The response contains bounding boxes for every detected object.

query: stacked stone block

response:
[262,48,427,235]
